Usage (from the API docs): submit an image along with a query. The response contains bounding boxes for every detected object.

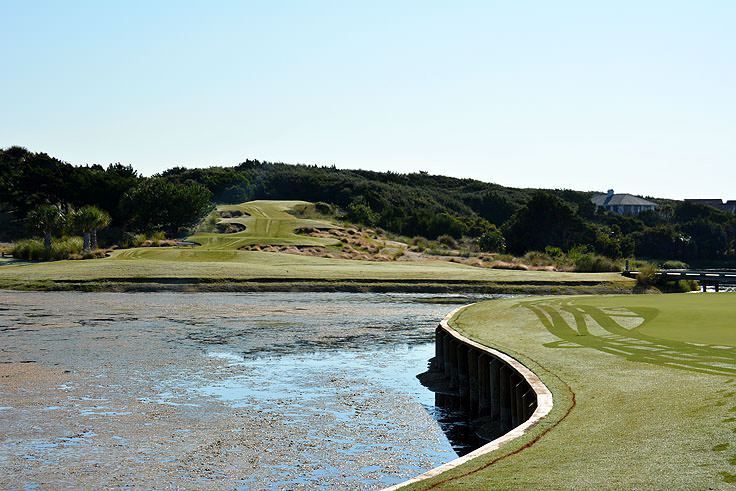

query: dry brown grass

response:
[67,249,113,260]
[489,260,529,270]
[139,239,180,247]
[242,227,590,273]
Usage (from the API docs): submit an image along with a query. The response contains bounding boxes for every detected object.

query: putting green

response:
[538,294,736,348]
[405,293,736,489]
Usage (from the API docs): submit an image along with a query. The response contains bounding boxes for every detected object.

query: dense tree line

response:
[0,147,211,242]
[0,147,138,236]
[2,146,735,266]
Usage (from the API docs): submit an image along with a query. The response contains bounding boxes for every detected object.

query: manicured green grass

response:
[405,293,736,489]
[0,200,634,291]
[0,249,630,284]
[190,200,342,249]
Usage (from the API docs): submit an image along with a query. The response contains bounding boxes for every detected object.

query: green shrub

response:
[659,280,699,293]
[573,253,621,272]
[629,258,653,271]
[347,197,378,226]
[564,245,621,272]
[523,251,556,267]
[197,211,218,233]
[660,260,689,270]
[636,263,660,287]
[566,244,591,260]
[437,234,457,249]
[411,236,428,251]
[478,227,505,253]
[10,239,46,260]
[149,230,166,246]
[118,232,147,248]
[424,248,446,256]
[53,237,83,258]
[545,246,564,257]
[392,247,406,260]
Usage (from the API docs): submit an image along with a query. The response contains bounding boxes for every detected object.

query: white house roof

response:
[591,193,657,207]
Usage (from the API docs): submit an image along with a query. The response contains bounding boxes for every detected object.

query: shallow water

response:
[0,291,503,489]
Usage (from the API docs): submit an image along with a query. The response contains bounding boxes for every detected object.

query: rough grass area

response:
[10,237,83,261]
[404,294,736,489]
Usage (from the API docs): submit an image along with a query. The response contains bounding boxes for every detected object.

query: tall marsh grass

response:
[571,253,622,272]
[11,237,83,261]
[566,246,622,272]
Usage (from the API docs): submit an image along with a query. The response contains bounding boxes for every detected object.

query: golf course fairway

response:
[0,200,633,292]
[403,293,736,489]
[189,200,343,249]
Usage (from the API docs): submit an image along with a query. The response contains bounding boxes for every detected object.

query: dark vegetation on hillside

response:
[2,145,734,266]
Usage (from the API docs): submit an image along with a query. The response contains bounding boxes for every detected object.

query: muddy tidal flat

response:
[0,291,498,489]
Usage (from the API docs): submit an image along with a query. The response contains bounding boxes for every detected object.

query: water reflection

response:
[428,394,492,455]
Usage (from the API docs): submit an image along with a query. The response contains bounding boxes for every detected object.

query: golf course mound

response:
[404,293,736,489]
[190,200,342,250]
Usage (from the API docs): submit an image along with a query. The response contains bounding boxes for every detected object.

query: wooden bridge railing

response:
[622,269,736,292]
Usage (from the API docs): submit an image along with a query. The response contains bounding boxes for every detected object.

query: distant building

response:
[684,199,736,214]
[591,190,657,215]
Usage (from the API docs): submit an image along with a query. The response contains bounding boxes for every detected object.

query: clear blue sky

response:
[2,1,734,200]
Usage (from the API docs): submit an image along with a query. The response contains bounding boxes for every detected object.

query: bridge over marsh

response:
[623,269,736,291]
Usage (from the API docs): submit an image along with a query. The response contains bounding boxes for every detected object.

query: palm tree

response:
[90,208,111,250]
[27,204,65,249]
[72,206,99,252]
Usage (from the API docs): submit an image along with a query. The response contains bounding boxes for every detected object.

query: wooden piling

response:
[457,344,469,402]
[468,348,479,415]
[499,364,512,432]
[477,353,490,415]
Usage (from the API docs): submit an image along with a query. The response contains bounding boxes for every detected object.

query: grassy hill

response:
[189,200,342,249]
[7,146,732,267]
[404,294,736,489]
[0,200,633,292]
